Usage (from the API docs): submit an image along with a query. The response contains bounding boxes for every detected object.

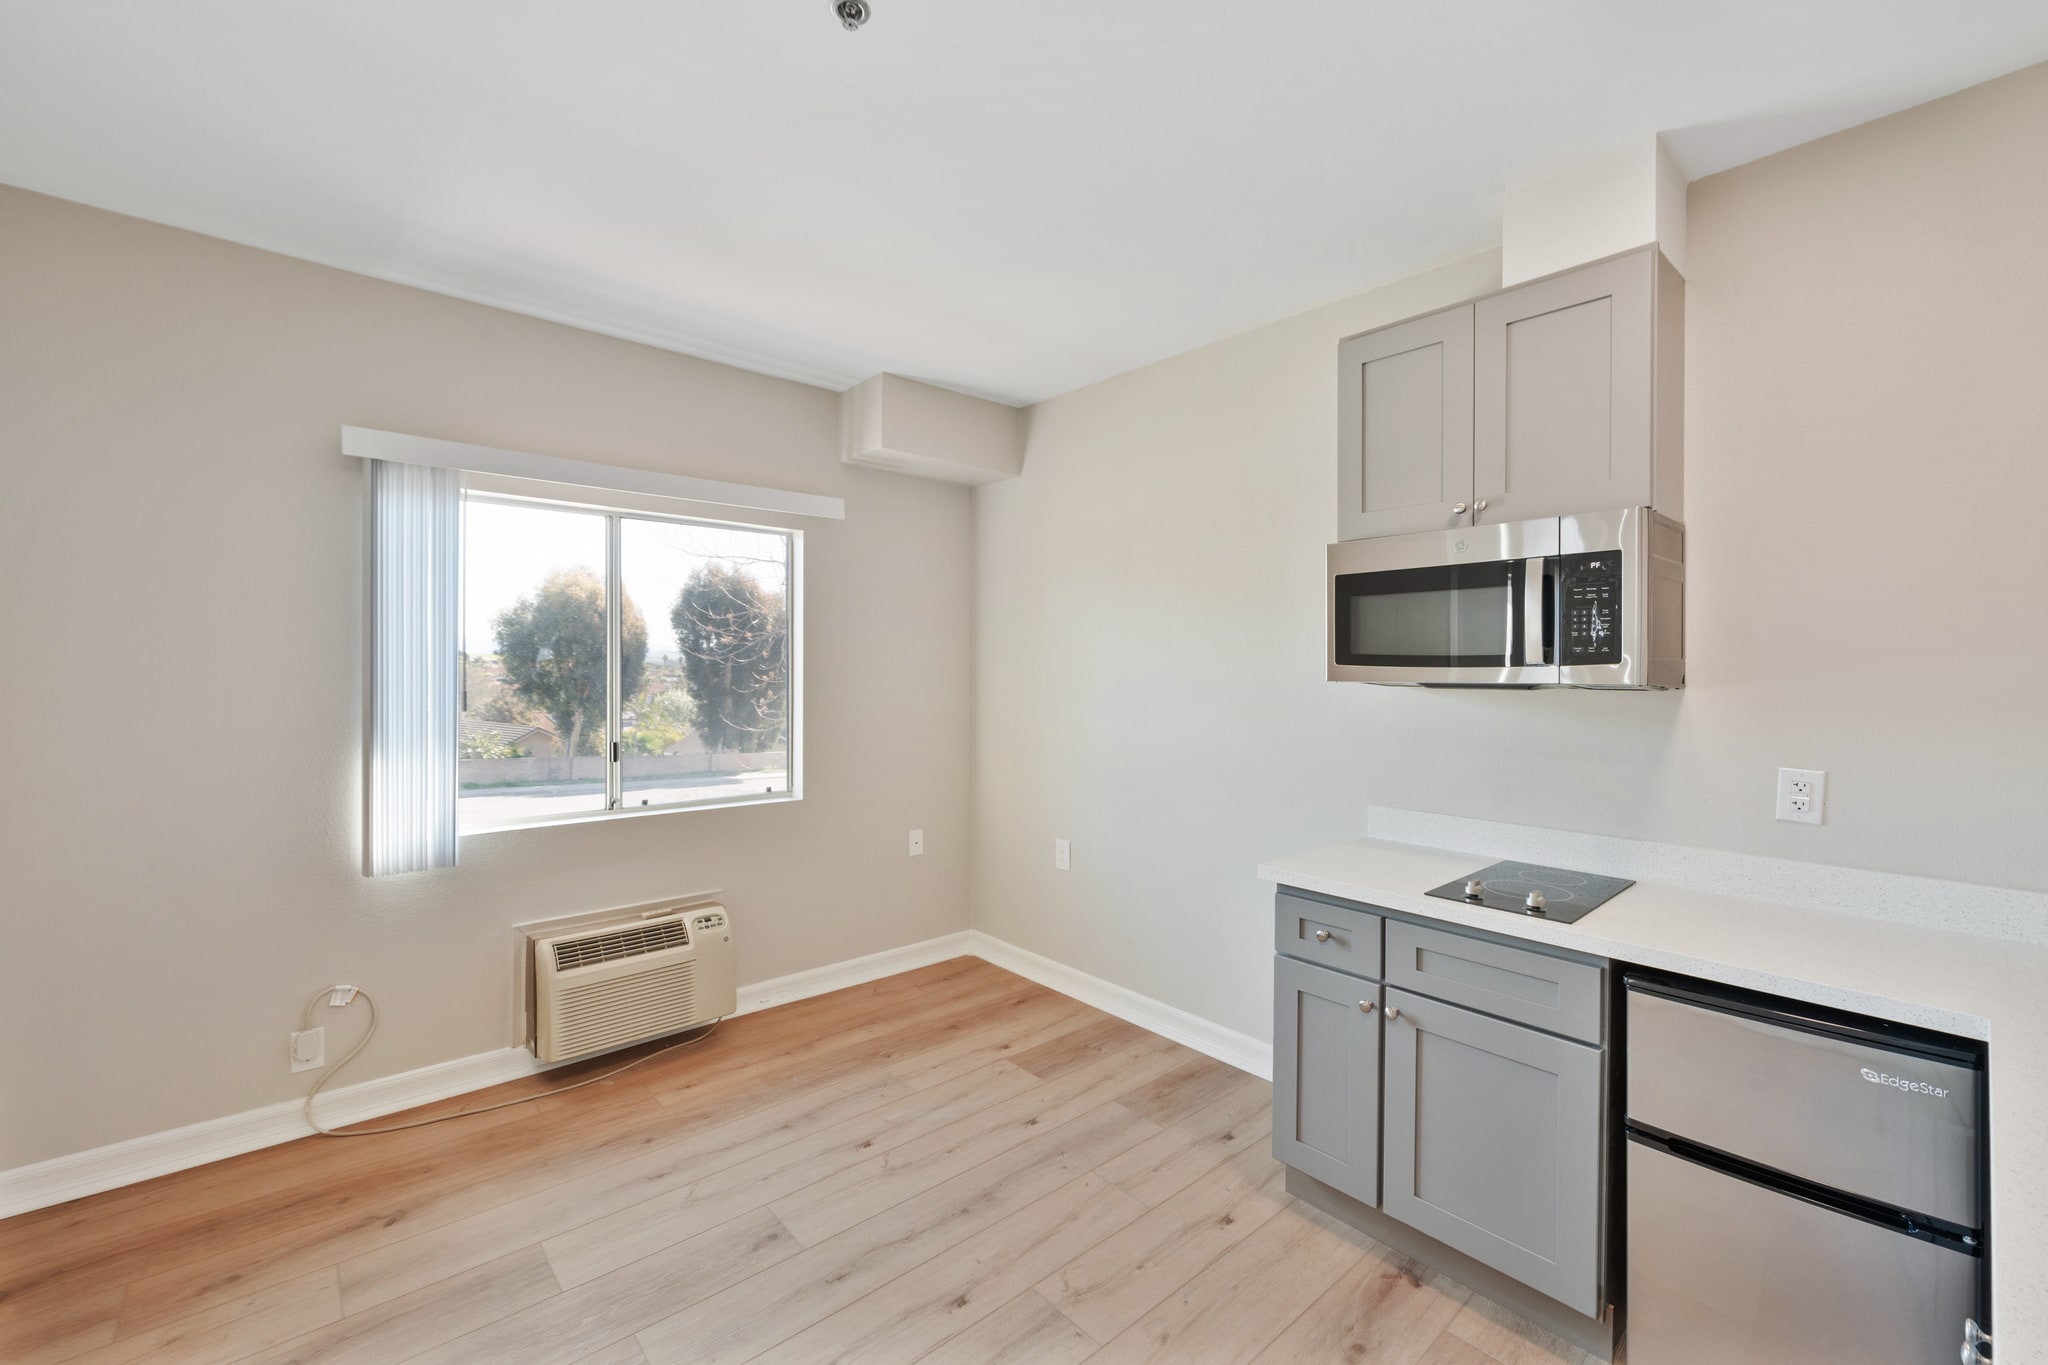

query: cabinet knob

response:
[1358,1000,1375,1015]
[1475,499,1488,512]
[1452,502,1469,515]
[1384,1006,1402,1022]
[1313,929,1332,943]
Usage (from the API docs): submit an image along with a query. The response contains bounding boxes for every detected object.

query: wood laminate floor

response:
[0,958,1604,1365]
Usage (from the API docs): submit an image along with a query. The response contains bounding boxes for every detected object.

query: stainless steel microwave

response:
[1328,507,1684,688]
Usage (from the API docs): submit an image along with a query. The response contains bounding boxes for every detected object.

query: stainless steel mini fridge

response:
[1623,974,1988,1365]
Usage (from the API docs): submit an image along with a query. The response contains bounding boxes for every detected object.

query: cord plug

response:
[328,985,359,1007]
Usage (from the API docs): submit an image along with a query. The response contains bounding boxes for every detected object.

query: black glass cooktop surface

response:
[1424,861,1634,924]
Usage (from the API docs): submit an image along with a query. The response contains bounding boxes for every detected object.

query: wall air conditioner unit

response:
[533,906,736,1063]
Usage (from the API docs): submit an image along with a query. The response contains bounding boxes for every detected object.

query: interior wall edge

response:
[963,929,1273,1080]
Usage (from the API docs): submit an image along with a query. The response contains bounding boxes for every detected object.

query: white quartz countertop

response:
[1260,833,2047,1359]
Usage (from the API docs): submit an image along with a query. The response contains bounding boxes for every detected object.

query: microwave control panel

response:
[1557,552,1623,665]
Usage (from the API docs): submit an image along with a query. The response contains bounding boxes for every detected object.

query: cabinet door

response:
[1474,250,1653,524]
[1272,956,1381,1207]
[1337,306,1474,540]
[1382,987,1603,1315]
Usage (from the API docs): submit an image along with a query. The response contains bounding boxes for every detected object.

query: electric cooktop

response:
[1424,860,1634,924]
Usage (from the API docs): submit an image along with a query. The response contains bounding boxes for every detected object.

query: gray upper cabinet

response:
[1380,986,1605,1316]
[1473,246,1682,525]
[1273,954,1382,1209]
[1337,305,1475,540]
[1337,245,1682,541]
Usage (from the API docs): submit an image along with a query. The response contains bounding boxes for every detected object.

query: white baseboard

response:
[735,931,976,1015]
[0,927,1259,1219]
[965,931,1273,1081]
[0,1047,549,1221]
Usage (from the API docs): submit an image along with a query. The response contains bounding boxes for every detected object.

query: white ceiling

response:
[3,4,2045,405]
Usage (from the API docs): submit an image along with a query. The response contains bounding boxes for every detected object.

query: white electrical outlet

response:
[908,828,924,857]
[1775,768,1827,825]
[1054,838,1071,871]
[290,1027,325,1073]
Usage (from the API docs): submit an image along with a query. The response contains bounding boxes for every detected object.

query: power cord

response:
[300,986,722,1137]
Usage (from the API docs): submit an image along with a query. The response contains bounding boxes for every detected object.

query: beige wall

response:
[7,60,2047,1171]
[0,188,975,1168]
[973,63,2048,1044]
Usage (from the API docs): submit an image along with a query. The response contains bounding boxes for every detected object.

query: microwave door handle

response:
[1504,574,1517,662]
[1522,557,1548,666]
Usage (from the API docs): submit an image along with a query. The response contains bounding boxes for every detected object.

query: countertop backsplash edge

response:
[1362,805,2048,947]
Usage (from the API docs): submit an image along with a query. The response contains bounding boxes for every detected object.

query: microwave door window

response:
[1337,563,1517,668]
[1353,587,1507,657]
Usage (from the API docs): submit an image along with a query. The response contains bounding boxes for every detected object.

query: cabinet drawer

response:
[1275,893,1382,979]
[1384,920,1603,1042]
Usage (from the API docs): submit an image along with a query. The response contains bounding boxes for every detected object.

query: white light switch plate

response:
[1775,768,1827,825]
[908,828,924,856]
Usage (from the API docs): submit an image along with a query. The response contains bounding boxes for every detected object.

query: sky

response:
[462,498,789,666]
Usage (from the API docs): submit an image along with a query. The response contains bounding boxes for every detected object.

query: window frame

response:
[457,488,803,836]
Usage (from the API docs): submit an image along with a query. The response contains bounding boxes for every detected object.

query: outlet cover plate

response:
[908,828,924,856]
[1775,768,1827,825]
[1054,838,1071,871]
[290,1027,326,1073]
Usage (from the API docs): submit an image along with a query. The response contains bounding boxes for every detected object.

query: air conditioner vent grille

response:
[552,961,699,1058]
[552,917,690,972]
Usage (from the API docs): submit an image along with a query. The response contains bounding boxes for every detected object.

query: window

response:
[458,493,797,830]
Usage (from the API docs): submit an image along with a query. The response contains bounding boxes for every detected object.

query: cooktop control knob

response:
[1525,890,1547,911]
[1464,879,1484,900]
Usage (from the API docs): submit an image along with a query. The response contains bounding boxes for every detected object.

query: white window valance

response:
[341,427,845,521]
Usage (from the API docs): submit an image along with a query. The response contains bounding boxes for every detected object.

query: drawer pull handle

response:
[1358,1000,1375,1015]
[1384,1006,1402,1022]
[1313,929,1333,943]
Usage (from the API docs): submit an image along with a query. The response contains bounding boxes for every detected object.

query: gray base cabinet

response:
[1272,955,1381,1207]
[1380,986,1605,1316]
[1272,891,1612,1328]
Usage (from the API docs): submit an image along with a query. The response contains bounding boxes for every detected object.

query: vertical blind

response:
[366,459,460,875]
